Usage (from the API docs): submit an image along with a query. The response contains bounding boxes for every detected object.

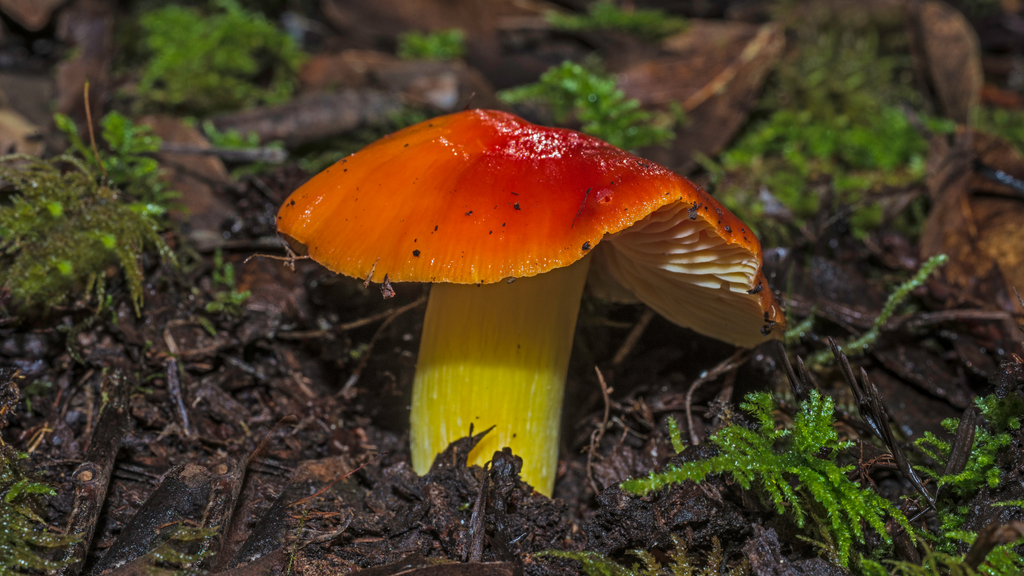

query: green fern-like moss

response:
[804,254,947,366]
[910,394,1024,575]
[622,391,909,567]
[0,154,173,314]
[710,11,955,242]
[397,29,466,61]
[0,446,78,572]
[55,111,180,211]
[546,1,688,41]
[540,536,745,576]
[136,0,306,113]
[498,60,678,150]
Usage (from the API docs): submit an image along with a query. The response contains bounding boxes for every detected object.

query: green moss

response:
[541,536,745,576]
[136,0,306,114]
[0,446,78,572]
[622,391,909,567]
[55,111,179,210]
[803,254,947,366]
[397,29,466,61]
[903,394,1024,575]
[713,19,954,240]
[546,1,688,41]
[498,60,679,150]
[0,154,173,314]
[666,416,685,455]
[204,249,250,316]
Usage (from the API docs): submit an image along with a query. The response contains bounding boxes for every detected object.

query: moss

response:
[136,0,306,114]
[55,111,179,210]
[499,60,679,150]
[541,536,746,576]
[397,29,466,61]
[803,254,947,366]
[712,16,954,241]
[203,249,250,316]
[547,1,688,41]
[0,154,173,315]
[903,394,1024,575]
[622,391,908,567]
[0,445,78,572]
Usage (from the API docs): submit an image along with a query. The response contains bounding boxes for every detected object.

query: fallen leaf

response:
[617,20,785,174]
[0,0,66,31]
[300,50,500,111]
[318,0,573,89]
[921,130,1024,317]
[916,1,983,124]
[54,0,114,121]
[0,73,54,129]
[139,115,236,250]
[0,108,44,156]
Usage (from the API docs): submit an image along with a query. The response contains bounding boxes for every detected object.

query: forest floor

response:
[1,0,1024,575]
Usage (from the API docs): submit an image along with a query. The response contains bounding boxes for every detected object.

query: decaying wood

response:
[59,371,131,576]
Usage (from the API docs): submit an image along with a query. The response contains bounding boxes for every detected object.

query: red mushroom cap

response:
[278,109,784,344]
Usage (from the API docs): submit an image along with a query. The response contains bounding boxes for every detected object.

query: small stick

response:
[158,142,288,164]
[586,366,612,495]
[467,465,488,563]
[337,296,428,397]
[612,308,656,367]
[82,81,107,180]
[166,358,192,437]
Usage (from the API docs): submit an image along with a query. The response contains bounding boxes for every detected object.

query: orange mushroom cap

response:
[277,109,783,345]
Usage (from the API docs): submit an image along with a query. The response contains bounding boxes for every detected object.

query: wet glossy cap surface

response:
[277,109,760,284]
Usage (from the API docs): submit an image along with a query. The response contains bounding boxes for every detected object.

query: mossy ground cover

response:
[702,15,955,243]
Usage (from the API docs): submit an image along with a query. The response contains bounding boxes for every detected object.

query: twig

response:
[60,371,132,576]
[278,297,428,340]
[467,465,488,563]
[83,81,107,180]
[889,308,1015,331]
[158,143,288,164]
[585,366,612,495]
[166,358,192,437]
[829,338,935,508]
[337,297,428,397]
[685,350,747,446]
[612,308,656,367]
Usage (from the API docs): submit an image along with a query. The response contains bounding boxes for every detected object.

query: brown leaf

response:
[318,0,571,89]
[300,50,500,111]
[53,0,114,121]
[917,1,983,124]
[921,130,1024,316]
[0,73,54,129]
[139,115,236,250]
[617,20,785,174]
[0,108,44,156]
[0,0,66,31]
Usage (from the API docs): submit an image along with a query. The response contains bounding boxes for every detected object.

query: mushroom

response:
[277,109,784,495]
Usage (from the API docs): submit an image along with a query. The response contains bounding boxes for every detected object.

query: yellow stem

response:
[410,257,591,495]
